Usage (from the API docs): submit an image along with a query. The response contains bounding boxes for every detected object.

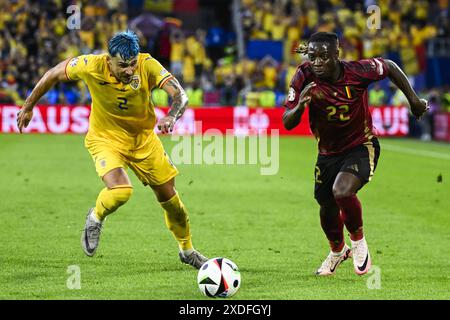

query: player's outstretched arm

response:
[17,58,72,133]
[282,82,316,130]
[385,59,429,119]
[157,77,188,134]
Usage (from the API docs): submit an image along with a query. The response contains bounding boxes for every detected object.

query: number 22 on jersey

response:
[325,105,350,122]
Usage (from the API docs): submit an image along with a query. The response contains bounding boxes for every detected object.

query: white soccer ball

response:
[197,257,241,298]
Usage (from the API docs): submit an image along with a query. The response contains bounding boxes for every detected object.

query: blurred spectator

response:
[186,81,204,108]
[153,22,172,68]
[442,88,450,111]
[186,29,207,79]
[223,38,237,65]
[369,83,386,106]
[182,54,196,87]
[152,88,169,107]
[258,90,276,108]
[220,73,238,106]
[391,87,409,107]
[426,92,442,140]
[45,88,59,105]
[254,55,278,90]
[170,28,185,80]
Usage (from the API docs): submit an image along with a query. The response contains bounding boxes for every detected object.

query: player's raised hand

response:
[410,98,429,120]
[157,115,176,134]
[296,81,316,110]
[17,107,34,133]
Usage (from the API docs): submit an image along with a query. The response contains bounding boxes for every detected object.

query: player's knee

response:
[332,185,354,199]
[110,185,133,205]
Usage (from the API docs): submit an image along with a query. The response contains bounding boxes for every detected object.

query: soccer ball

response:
[197,257,241,298]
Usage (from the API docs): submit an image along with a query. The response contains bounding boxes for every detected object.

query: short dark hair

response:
[295,32,339,54]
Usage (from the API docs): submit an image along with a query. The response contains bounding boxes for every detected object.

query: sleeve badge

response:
[288,87,296,102]
[69,57,79,67]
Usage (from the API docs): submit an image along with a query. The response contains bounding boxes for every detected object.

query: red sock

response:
[335,195,364,241]
[320,213,344,252]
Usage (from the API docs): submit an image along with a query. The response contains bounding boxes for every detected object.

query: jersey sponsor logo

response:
[129,75,141,90]
[69,57,79,67]
[287,87,296,101]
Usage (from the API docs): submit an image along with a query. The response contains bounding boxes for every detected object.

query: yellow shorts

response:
[85,132,178,186]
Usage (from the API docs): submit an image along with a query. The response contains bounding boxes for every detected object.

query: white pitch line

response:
[381,143,450,160]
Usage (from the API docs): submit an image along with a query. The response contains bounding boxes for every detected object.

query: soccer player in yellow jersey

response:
[16,31,208,269]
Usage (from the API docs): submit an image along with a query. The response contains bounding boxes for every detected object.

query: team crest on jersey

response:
[129,75,141,90]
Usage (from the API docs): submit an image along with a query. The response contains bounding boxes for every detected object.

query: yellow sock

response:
[94,185,133,221]
[160,193,193,251]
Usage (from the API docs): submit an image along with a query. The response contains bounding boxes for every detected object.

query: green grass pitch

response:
[0,134,449,299]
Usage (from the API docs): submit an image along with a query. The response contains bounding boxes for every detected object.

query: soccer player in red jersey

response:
[283,32,428,276]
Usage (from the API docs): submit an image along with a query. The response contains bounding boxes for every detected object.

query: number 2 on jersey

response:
[117,97,128,110]
[326,105,350,122]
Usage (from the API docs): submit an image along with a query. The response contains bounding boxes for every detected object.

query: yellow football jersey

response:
[65,53,173,155]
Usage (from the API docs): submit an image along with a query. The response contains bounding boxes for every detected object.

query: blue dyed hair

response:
[108,30,140,60]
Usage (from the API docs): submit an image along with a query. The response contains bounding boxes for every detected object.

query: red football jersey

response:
[284,58,389,155]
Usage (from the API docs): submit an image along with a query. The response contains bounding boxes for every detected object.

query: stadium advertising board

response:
[0,105,409,136]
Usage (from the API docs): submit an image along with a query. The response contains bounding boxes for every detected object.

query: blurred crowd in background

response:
[1,0,450,140]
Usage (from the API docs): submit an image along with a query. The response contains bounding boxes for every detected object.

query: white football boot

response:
[316,244,352,276]
[81,208,103,257]
[179,250,209,269]
[351,237,371,275]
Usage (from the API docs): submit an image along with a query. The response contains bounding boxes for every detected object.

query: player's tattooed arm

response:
[385,59,429,119]
[17,58,72,133]
[158,77,189,134]
[163,78,188,120]
[283,82,316,130]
